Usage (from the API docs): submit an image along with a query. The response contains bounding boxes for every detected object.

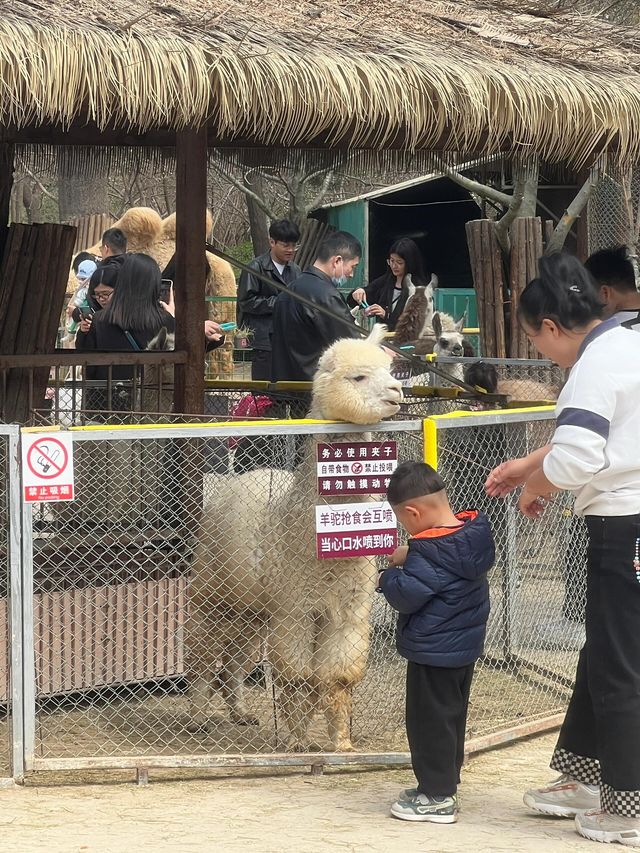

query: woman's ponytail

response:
[518,253,603,331]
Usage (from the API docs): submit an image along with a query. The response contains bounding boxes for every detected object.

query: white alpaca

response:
[186,326,402,751]
[393,306,470,387]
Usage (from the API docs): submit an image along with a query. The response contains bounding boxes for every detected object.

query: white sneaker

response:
[576,809,640,847]
[523,774,600,817]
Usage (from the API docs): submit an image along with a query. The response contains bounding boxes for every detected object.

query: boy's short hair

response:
[269,219,300,243]
[387,461,446,505]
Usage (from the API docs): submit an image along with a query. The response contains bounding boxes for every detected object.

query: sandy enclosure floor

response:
[0,733,597,853]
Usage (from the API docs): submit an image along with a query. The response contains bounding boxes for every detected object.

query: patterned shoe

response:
[575,809,640,847]
[391,793,458,823]
[397,787,419,803]
[523,774,600,817]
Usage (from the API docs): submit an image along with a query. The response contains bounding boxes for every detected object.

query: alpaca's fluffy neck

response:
[291,400,373,493]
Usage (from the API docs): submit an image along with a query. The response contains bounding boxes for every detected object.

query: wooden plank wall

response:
[69,214,114,253]
[0,578,187,702]
[297,219,333,271]
[0,223,77,422]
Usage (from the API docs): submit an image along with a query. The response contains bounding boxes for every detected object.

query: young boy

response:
[378,461,495,823]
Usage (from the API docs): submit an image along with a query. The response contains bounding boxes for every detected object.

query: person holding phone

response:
[155,279,225,349]
[73,264,119,345]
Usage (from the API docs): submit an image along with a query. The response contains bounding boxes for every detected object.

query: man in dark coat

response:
[237,219,302,380]
[271,231,362,383]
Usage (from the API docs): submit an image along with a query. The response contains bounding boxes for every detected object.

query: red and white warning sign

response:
[21,432,75,503]
[316,441,398,496]
[315,501,397,559]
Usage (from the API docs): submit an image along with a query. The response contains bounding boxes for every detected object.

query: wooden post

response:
[510,217,544,359]
[465,219,506,358]
[0,143,14,261]
[174,129,207,416]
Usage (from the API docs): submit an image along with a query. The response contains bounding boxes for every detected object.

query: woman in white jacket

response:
[486,253,640,848]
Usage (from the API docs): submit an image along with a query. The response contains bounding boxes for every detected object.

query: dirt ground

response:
[0,733,598,853]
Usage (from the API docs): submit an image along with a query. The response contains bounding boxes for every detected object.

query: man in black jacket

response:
[271,231,362,383]
[237,219,302,380]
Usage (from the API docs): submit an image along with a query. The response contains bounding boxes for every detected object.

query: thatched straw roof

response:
[1,0,640,166]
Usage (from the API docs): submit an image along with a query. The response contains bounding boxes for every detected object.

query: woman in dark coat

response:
[76,253,175,372]
[76,252,176,413]
[348,237,434,331]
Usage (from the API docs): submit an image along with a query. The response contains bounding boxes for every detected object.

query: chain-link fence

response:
[397,357,564,418]
[23,420,421,772]
[589,168,640,259]
[428,409,581,738]
[9,409,583,778]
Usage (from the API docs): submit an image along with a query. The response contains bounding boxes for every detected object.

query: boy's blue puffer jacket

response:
[379,511,494,667]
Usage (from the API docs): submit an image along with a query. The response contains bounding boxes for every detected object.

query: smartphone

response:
[80,308,94,321]
[160,279,173,302]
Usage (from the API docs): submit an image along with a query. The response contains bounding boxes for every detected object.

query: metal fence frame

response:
[3,409,573,781]
[0,426,23,781]
[20,418,422,778]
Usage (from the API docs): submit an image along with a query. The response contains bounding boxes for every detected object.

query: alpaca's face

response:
[434,331,465,358]
[313,332,403,424]
[412,283,435,338]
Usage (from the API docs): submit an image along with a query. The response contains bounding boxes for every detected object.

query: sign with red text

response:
[315,502,397,559]
[22,432,75,502]
[316,441,397,496]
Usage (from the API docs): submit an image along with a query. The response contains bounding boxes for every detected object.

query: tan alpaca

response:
[187,325,403,751]
[68,206,237,377]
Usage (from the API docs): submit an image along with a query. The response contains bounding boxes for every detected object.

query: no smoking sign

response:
[22,432,75,502]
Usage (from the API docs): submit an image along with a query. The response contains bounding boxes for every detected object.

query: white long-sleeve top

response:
[543,317,640,516]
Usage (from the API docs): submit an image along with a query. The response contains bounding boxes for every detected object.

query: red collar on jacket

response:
[411,510,478,540]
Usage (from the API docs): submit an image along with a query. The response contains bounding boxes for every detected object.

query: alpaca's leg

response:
[219,616,264,726]
[269,612,318,749]
[314,609,372,752]
[184,612,218,733]
[277,679,319,751]
[324,682,355,753]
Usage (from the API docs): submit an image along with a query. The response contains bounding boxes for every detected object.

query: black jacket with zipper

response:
[237,251,301,351]
[271,266,360,382]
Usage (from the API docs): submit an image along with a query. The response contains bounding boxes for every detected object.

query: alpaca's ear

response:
[366,324,388,348]
[316,346,338,375]
[432,313,442,337]
[455,298,469,332]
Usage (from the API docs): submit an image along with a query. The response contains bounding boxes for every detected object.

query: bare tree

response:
[435,155,599,258]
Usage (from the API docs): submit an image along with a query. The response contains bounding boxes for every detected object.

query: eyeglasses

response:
[387,258,404,267]
[93,291,113,302]
[276,241,300,250]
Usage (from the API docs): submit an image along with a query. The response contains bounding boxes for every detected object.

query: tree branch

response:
[210,161,277,220]
[544,167,599,256]
[16,158,58,204]
[494,176,525,255]
[432,157,513,208]
[305,169,335,214]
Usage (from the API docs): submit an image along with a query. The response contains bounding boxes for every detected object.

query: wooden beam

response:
[0,143,14,259]
[174,129,207,416]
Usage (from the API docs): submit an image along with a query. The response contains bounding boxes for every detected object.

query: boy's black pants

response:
[551,513,640,817]
[406,660,475,798]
